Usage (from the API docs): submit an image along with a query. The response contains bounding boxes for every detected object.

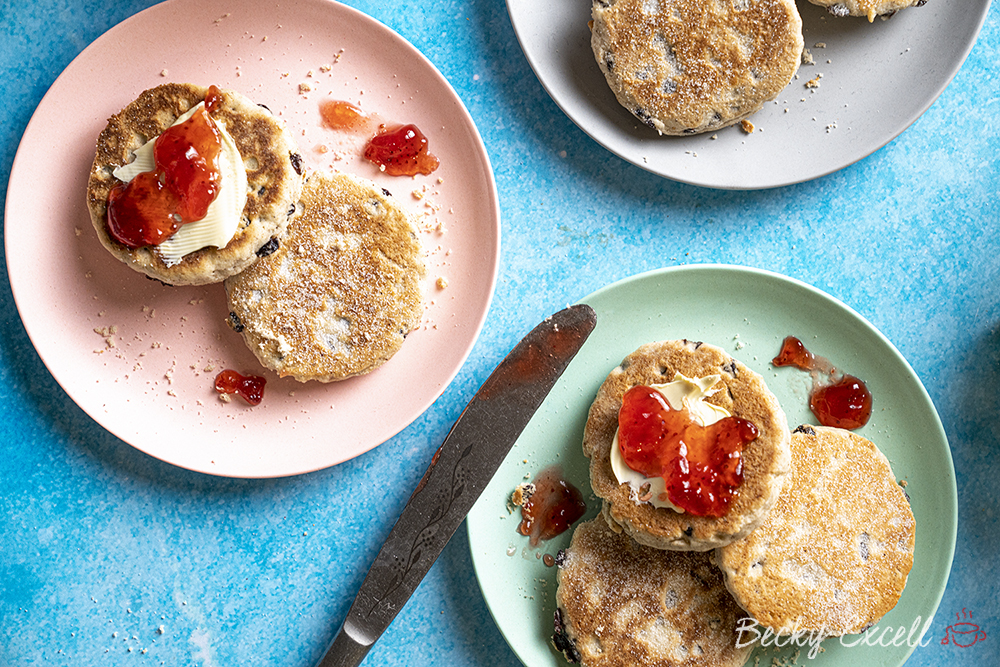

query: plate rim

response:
[468,263,957,666]
[3,0,501,478]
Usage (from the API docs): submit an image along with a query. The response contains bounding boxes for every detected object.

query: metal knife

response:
[316,304,597,667]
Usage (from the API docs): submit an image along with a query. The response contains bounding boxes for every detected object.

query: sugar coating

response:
[717,426,915,635]
[554,515,752,667]
[225,171,424,382]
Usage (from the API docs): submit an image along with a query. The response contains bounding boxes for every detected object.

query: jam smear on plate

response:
[214,369,266,406]
[517,466,586,547]
[319,100,371,132]
[772,335,872,430]
[618,385,758,517]
[107,85,224,248]
[363,123,439,176]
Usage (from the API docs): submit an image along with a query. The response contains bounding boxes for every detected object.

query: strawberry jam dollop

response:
[617,385,758,517]
[517,466,587,547]
[809,375,872,429]
[363,123,439,176]
[214,369,266,406]
[106,86,224,249]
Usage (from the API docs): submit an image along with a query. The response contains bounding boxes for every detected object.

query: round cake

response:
[716,425,915,636]
[590,0,804,135]
[86,83,304,285]
[583,339,791,551]
[224,171,425,383]
[553,515,753,667]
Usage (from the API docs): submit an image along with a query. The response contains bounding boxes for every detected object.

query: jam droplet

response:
[363,123,439,176]
[618,386,758,518]
[772,336,873,430]
[214,369,266,406]
[772,335,816,371]
[517,466,587,547]
[810,375,872,430]
[319,100,371,132]
[107,87,224,249]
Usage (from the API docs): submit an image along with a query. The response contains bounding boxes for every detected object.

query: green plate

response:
[467,264,956,667]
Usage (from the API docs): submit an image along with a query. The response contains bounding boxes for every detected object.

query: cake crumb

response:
[805,74,823,89]
[94,326,118,349]
[298,82,312,94]
[436,276,449,290]
[740,120,755,134]
[511,482,535,509]
[801,48,814,65]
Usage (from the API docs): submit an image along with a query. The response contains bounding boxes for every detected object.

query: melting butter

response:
[112,103,247,266]
[610,372,730,512]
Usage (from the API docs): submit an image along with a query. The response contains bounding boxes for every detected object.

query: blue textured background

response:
[1,0,997,665]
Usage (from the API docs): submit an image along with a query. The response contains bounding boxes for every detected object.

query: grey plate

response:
[506,0,991,189]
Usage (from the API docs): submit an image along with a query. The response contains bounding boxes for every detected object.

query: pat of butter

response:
[610,373,730,512]
[112,103,248,266]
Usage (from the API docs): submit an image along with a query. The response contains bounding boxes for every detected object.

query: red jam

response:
[772,335,817,371]
[772,336,873,429]
[810,375,872,429]
[363,123,439,176]
[517,466,587,547]
[107,86,224,249]
[214,369,266,406]
[618,385,758,517]
[319,100,371,132]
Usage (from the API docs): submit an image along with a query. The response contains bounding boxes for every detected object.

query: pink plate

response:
[4,0,499,477]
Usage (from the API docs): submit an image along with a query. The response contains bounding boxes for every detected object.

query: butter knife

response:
[316,304,597,667]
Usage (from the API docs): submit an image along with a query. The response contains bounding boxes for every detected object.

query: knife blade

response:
[316,303,597,667]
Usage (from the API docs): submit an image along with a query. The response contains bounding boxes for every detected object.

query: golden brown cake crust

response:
[717,426,915,635]
[224,171,425,383]
[554,515,753,667]
[584,339,791,551]
[591,0,803,135]
[87,83,304,285]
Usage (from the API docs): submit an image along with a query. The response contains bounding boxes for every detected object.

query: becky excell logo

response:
[941,608,987,648]
[735,614,963,660]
